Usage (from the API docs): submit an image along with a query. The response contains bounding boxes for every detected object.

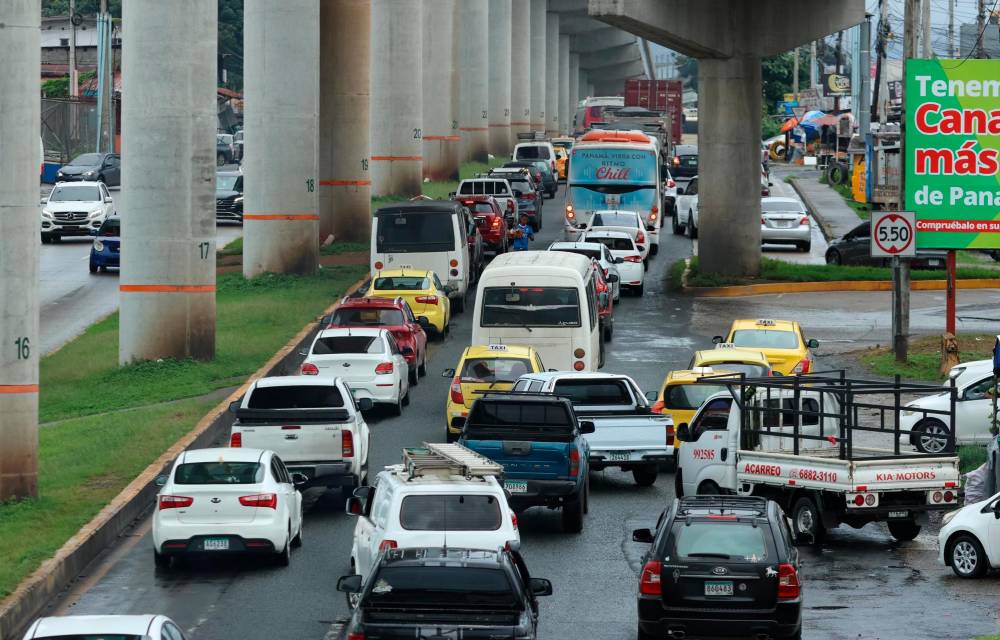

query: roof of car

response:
[53,180,104,187]
[517,371,632,383]
[180,447,267,464]
[548,241,606,253]
[730,318,799,332]
[216,170,241,178]
[373,268,434,279]
[375,200,462,214]
[378,464,504,490]
[693,348,770,366]
[582,230,632,239]
[338,296,407,308]
[317,327,387,339]
[761,197,801,206]
[29,615,160,638]
[253,375,340,389]
[462,344,538,359]
[475,391,573,405]
[664,368,736,385]
[486,250,593,274]
[380,547,504,568]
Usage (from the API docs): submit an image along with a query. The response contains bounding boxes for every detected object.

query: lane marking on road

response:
[243,214,320,221]
[370,155,422,161]
[0,384,39,394]
[119,284,216,293]
[319,180,372,186]
[422,135,461,141]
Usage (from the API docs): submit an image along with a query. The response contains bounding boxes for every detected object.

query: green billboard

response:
[905,59,1000,249]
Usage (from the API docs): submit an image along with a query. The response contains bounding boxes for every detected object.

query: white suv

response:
[346,443,520,580]
[456,178,517,220]
[41,181,115,243]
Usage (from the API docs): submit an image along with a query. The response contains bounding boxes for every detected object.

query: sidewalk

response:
[783,167,862,240]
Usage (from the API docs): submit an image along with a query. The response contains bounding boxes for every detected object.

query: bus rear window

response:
[376,211,455,253]
[480,287,581,328]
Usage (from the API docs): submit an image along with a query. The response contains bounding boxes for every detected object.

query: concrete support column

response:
[545,13,560,137]
[529,0,547,132]
[488,0,512,156]
[558,35,570,135]
[243,1,319,276]
[120,0,217,364]
[371,0,422,196]
[0,0,40,500]
[697,56,761,276]
[587,82,594,99]
[422,0,459,180]
[569,53,579,133]
[320,0,371,243]
[510,0,531,140]
[458,0,489,162]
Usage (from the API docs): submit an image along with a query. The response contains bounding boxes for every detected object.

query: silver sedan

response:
[761,197,811,252]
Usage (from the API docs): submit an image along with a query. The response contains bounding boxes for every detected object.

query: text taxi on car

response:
[689,345,773,377]
[441,344,547,442]
[713,318,818,376]
[651,367,735,450]
[368,268,452,337]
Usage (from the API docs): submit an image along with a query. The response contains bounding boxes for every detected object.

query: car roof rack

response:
[401,442,505,480]
[677,495,769,517]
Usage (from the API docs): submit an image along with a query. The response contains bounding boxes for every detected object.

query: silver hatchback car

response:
[761,197,812,252]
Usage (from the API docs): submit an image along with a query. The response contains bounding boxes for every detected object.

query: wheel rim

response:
[796,507,816,534]
[919,423,948,453]
[954,540,978,574]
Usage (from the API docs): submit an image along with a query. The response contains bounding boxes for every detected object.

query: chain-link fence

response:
[40,97,117,163]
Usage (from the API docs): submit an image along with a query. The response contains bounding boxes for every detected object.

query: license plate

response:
[928,260,942,266]
[203,538,229,551]
[504,480,528,494]
[777,221,793,228]
[888,510,909,519]
[609,451,631,461]
[704,581,733,596]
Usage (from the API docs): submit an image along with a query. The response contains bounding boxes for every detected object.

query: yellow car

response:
[652,367,735,449]
[714,318,818,376]
[554,146,569,180]
[442,344,546,441]
[368,268,451,337]
[689,347,772,377]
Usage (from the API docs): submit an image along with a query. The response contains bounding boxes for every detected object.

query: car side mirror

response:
[417,316,431,328]
[319,315,331,325]
[401,346,414,357]
[607,273,619,283]
[806,338,820,348]
[993,501,1000,519]
[155,474,168,487]
[337,574,363,593]
[229,400,240,413]
[104,197,113,203]
[676,187,685,195]
[644,391,658,402]
[345,496,364,516]
[529,578,553,597]
[291,472,309,487]
[632,528,655,544]
[579,420,596,435]
[676,423,691,442]
[442,368,456,377]
[712,336,724,344]
[768,181,774,187]
[357,397,374,412]
[448,191,457,198]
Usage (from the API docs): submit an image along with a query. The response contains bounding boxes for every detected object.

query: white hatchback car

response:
[939,491,1000,578]
[899,372,1000,453]
[40,181,115,243]
[583,230,646,296]
[300,327,410,415]
[548,240,621,302]
[346,444,519,581]
[23,615,187,640]
[153,447,304,568]
[579,209,650,266]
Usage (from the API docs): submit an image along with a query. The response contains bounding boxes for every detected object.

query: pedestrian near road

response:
[510,214,534,251]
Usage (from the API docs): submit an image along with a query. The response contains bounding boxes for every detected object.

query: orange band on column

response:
[243,214,321,221]
[0,384,38,394]
[488,123,511,128]
[120,284,216,293]
[422,135,461,141]
[319,180,372,186]
[370,155,423,161]
[459,127,489,132]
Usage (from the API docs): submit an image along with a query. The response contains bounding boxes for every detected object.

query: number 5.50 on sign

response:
[871,211,916,258]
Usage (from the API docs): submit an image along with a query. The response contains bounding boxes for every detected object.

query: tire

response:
[914,419,950,454]
[408,366,418,387]
[154,550,171,570]
[799,242,812,253]
[650,243,659,256]
[291,517,304,548]
[672,212,683,235]
[643,259,649,272]
[446,428,458,443]
[674,469,684,498]
[418,357,427,377]
[598,342,605,369]
[402,387,410,406]
[632,465,658,487]
[562,488,585,533]
[887,519,921,542]
[949,533,989,578]
[825,249,842,265]
[453,293,465,314]
[635,283,644,297]
[390,389,403,416]
[275,532,291,567]
[217,153,226,167]
[697,480,721,495]
[686,213,698,239]
[603,323,613,343]
[89,261,98,274]
[791,496,826,544]
[637,623,657,640]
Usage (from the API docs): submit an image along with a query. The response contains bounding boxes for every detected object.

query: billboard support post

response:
[946,249,956,335]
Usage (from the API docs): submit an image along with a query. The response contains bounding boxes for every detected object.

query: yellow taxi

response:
[652,367,735,449]
[714,318,818,376]
[442,344,546,441]
[689,346,772,377]
[368,268,451,336]
[553,146,569,180]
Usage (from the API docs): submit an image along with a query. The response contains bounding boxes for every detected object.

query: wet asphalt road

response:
[44,186,1000,639]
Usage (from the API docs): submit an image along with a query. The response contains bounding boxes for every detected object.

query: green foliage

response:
[859,334,995,382]
[42,71,95,99]
[371,158,507,214]
[675,55,697,91]
[960,445,988,474]
[667,258,687,291]
[42,0,121,17]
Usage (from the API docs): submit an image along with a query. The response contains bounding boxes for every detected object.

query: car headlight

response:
[93,240,104,251]
[41,209,52,219]
[83,170,96,177]
[89,209,103,218]
[234,196,243,203]
[942,509,959,526]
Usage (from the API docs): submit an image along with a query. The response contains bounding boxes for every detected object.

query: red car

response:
[456,195,509,254]
[322,296,427,385]
[595,265,615,343]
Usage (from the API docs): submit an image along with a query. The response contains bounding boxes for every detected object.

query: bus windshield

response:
[481,287,581,328]
[569,147,657,186]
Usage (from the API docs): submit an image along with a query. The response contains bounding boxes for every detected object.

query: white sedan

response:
[579,209,650,267]
[152,447,304,568]
[301,327,411,415]
[939,491,1000,578]
[23,615,188,640]
[583,230,646,296]
[899,372,1000,453]
[548,240,621,301]
[673,176,699,238]
[761,196,812,252]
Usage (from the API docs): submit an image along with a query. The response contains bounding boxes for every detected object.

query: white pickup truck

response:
[511,372,673,486]
[675,374,961,543]
[230,376,371,498]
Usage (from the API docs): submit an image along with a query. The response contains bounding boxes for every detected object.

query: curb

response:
[0,272,369,640]
[789,175,843,241]
[684,278,1000,298]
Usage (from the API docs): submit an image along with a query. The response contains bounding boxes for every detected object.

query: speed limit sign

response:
[871,211,916,258]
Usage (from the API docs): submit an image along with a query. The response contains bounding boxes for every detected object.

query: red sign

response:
[871,211,916,257]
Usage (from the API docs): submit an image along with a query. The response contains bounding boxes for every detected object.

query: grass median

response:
[859,333,994,382]
[371,158,508,213]
[0,265,366,598]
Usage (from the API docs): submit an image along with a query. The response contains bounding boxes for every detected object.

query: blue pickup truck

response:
[460,393,593,533]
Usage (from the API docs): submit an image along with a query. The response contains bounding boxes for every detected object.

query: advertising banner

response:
[822,73,851,96]
[905,59,1000,249]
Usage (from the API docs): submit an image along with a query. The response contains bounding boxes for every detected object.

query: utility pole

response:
[859,15,871,138]
[978,0,987,59]
[69,0,78,98]
[895,0,919,364]
[948,0,956,58]
[792,46,799,101]
[809,41,817,88]
[921,0,932,58]
[835,30,844,111]
[878,0,890,124]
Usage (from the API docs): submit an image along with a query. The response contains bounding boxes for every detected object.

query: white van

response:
[371,200,471,312]
[513,141,557,175]
[472,251,603,371]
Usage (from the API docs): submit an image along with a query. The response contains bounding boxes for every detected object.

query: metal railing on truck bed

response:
[692,370,957,461]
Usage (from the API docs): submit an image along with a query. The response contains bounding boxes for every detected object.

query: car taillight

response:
[666,423,675,447]
[777,563,801,600]
[379,539,398,552]
[623,254,642,263]
[450,376,465,404]
[239,493,278,509]
[791,359,811,374]
[761,216,766,225]
[342,430,354,457]
[415,295,438,305]
[491,218,501,229]
[375,362,394,375]
[511,512,518,530]
[374,261,384,270]
[158,495,193,510]
[672,156,680,166]
[230,432,242,447]
[639,560,662,595]
[649,205,658,221]
[507,200,514,212]
[301,362,319,375]
[636,231,645,244]
[347,632,365,640]
[799,215,809,226]
[569,446,580,477]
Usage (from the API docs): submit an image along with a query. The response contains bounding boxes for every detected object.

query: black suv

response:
[632,496,802,640]
[337,547,553,640]
[215,170,244,223]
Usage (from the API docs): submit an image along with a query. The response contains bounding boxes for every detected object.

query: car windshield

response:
[366,566,518,608]
[247,385,344,409]
[592,212,638,228]
[217,174,241,191]
[671,521,768,562]
[68,153,102,166]
[373,276,430,291]
[468,203,496,214]
[761,201,802,213]
[515,145,551,160]
[554,379,631,405]
[731,329,799,349]
[376,210,455,253]
[49,185,101,202]
[509,179,534,193]
[399,495,503,531]
[664,384,730,410]
[312,336,380,354]
[460,358,532,383]
[98,219,120,236]
[551,247,600,261]
[480,286,581,328]
[174,461,264,485]
[332,308,405,326]
[702,362,768,377]
[585,236,634,251]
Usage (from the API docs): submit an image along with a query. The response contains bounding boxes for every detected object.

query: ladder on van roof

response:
[402,442,505,480]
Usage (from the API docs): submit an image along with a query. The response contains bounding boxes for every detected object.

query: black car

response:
[504,160,558,198]
[216,171,244,223]
[825,221,947,268]
[337,547,553,640]
[633,496,802,640]
[56,152,121,186]
[670,144,698,180]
